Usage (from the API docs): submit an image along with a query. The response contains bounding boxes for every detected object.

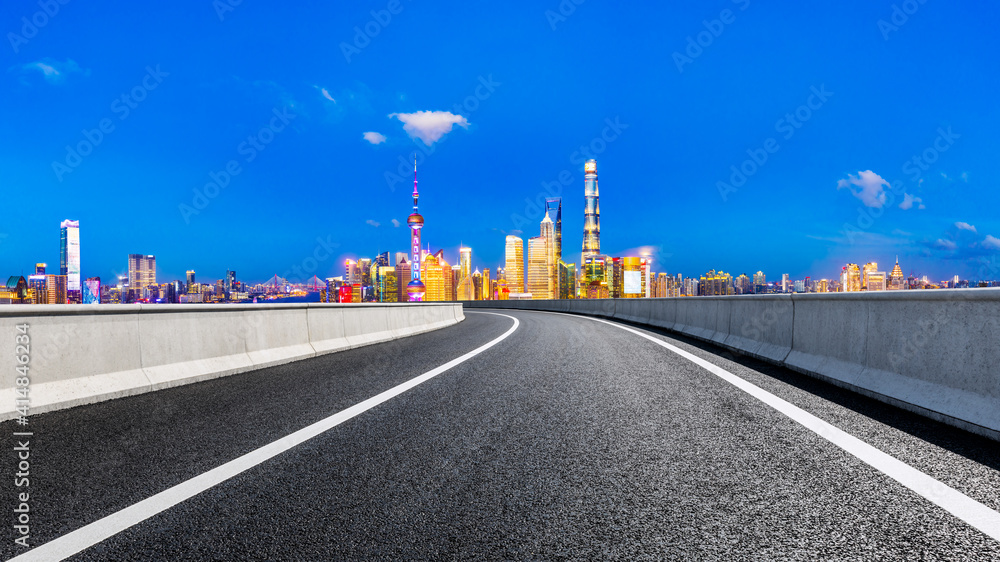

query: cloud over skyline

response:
[388,110,469,146]
[837,170,889,208]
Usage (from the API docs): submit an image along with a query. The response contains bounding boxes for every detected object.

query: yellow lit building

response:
[842,264,862,292]
[889,258,905,290]
[862,262,879,290]
[505,235,524,294]
[421,250,454,302]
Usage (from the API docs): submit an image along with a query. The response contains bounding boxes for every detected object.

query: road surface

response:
[3,309,999,560]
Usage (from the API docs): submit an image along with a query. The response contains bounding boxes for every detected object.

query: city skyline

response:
[3,2,1000,283]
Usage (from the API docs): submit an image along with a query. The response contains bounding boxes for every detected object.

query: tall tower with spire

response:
[406,159,426,302]
[581,159,600,264]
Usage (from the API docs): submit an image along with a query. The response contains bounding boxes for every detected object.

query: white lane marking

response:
[11,312,519,562]
[553,311,1000,542]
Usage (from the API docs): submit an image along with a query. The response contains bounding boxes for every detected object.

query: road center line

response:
[11,312,519,562]
[554,311,1000,542]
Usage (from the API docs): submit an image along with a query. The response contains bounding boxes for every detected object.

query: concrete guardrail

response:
[0,302,463,421]
[466,290,1000,441]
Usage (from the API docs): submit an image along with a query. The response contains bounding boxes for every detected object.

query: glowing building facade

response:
[406,160,426,301]
[842,263,862,292]
[60,220,81,299]
[505,235,524,294]
[581,160,600,264]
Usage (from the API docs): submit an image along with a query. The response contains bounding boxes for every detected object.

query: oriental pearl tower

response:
[406,158,426,302]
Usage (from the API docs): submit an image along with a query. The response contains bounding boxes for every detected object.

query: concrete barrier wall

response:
[0,302,463,421]
[465,290,1000,441]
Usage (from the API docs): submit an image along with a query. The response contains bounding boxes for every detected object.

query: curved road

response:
[3,309,1000,560]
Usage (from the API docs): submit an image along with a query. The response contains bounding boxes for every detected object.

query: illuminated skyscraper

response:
[35,263,46,275]
[862,262,879,290]
[581,160,600,264]
[127,254,156,299]
[406,160,426,302]
[186,270,196,293]
[545,198,562,296]
[889,258,905,290]
[527,235,553,299]
[60,220,81,300]
[529,211,557,299]
[457,247,474,301]
[842,264,862,292]
[505,235,524,294]
[83,277,101,304]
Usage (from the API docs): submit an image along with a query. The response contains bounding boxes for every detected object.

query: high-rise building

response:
[699,270,733,296]
[27,275,47,304]
[377,266,398,303]
[505,235,524,294]
[862,262,879,290]
[867,271,887,292]
[60,220,81,301]
[83,277,101,304]
[781,273,790,293]
[753,271,766,294]
[558,261,577,299]
[541,212,557,297]
[46,274,67,304]
[842,264,862,292]
[456,246,474,300]
[35,263,46,275]
[581,160,601,265]
[527,234,553,300]
[394,258,411,302]
[224,270,236,298]
[545,198,562,296]
[482,267,492,300]
[406,160,426,302]
[127,254,156,299]
[186,270,196,293]
[889,258,905,290]
[420,250,452,302]
[621,257,646,298]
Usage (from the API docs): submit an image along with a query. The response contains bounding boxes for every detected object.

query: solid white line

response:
[11,312,519,562]
[556,311,1000,542]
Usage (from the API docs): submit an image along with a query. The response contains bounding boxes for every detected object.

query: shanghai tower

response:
[581,159,600,263]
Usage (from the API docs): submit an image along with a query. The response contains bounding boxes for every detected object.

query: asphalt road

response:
[3,309,1000,560]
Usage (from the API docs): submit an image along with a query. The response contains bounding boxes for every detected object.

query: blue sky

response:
[2,0,999,284]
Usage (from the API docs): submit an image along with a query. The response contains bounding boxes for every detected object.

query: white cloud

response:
[955,222,977,233]
[362,131,386,145]
[899,193,925,210]
[837,170,889,208]
[15,58,88,85]
[366,219,380,227]
[391,219,401,227]
[891,228,912,236]
[961,172,969,182]
[388,110,469,146]
[936,239,957,251]
[320,88,335,102]
[984,235,1000,250]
